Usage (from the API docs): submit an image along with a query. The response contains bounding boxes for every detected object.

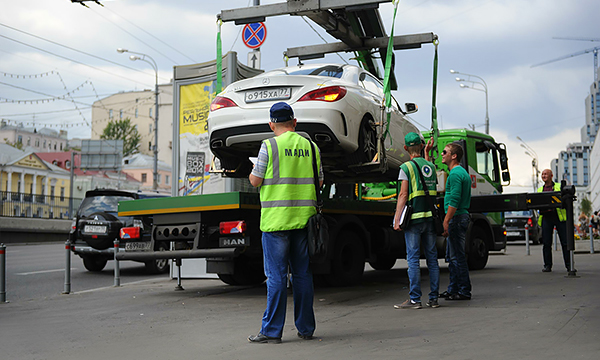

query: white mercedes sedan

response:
[208,63,420,183]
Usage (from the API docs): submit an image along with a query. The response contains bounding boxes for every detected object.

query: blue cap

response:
[270,102,294,123]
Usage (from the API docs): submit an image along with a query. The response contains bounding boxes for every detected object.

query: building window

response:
[65,160,71,170]
[169,141,172,149]
[35,139,40,147]
[43,140,46,148]
[54,143,57,150]
[60,143,63,151]
[135,108,139,118]
[149,108,153,118]
[17,135,22,144]
[149,142,152,151]
[157,173,161,183]
[149,124,152,134]
[165,175,170,185]
[109,109,113,119]
[141,173,147,183]
[27,137,31,146]
[60,187,65,201]
[50,185,55,200]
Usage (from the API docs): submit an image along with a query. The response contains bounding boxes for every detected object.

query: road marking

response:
[74,277,169,294]
[16,268,78,275]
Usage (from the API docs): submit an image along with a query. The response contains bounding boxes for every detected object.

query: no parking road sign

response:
[242,22,267,49]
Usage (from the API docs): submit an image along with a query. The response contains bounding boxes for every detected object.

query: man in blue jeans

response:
[393,132,440,309]
[247,102,323,343]
[440,143,472,301]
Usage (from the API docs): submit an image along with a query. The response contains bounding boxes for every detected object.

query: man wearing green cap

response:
[393,132,440,309]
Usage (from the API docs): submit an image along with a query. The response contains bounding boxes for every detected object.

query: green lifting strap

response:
[382,0,399,144]
[216,19,223,94]
[430,39,440,163]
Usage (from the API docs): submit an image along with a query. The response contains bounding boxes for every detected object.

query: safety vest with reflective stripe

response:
[259,131,319,232]
[399,157,437,224]
[537,182,567,225]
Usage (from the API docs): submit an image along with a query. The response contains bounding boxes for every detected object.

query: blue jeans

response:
[446,213,471,297]
[260,228,315,338]
[404,219,440,302]
[541,217,569,269]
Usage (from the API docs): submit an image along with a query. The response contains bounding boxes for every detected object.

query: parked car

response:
[70,189,170,274]
[208,63,420,183]
[505,210,540,244]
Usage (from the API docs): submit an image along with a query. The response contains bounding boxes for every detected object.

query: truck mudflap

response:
[115,248,241,261]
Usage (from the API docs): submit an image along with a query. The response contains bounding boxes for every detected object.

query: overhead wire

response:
[89,6,179,65]
[102,4,197,63]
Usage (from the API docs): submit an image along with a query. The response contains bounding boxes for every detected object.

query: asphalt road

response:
[2,241,168,302]
[2,242,599,360]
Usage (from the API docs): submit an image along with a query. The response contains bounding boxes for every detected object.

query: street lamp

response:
[517,136,540,191]
[450,69,489,134]
[117,48,159,191]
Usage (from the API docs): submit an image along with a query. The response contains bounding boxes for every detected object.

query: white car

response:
[208,63,420,183]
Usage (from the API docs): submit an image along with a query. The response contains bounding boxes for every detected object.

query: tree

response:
[100,118,141,156]
[4,138,24,150]
[580,197,592,217]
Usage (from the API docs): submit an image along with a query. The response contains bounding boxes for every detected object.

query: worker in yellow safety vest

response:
[537,169,570,272]
[248,102,323,344]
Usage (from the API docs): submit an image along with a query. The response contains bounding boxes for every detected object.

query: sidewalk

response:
[1,247,599,360]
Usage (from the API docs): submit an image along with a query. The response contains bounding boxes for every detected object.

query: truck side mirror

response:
[502,172,511,182]
[404,103,418,114]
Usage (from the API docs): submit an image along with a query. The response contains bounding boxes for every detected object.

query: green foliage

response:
[100,118,141,156]
[4,138,24,150]
[580,197,592,217]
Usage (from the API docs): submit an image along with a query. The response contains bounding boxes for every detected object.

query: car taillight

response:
[120,227,141,240]
[298,86,347,102]
[210,96,238,111]
[220,221,246,234]
[527,218,533,227]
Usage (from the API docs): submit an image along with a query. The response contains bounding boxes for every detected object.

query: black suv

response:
[70,189,170,274]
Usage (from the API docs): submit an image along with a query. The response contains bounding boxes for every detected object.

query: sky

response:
[1,0,599,192]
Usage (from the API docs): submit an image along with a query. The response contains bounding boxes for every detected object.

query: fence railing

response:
[0,191,82,219]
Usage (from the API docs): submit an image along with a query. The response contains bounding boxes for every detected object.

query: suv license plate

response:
[506,231,520,236]
[125,242,152,251]
[84,225,106,234]
[245,87,291,103]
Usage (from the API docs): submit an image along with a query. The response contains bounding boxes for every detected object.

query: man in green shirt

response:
[440,143,472,300]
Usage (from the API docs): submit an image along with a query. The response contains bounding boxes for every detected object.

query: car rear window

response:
[505,210,532,217]
[78,195,134,218]
[282,65,344,78]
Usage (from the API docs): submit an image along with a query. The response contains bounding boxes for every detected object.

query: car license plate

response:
[219,237,250,247]
[506,231,520,236]
[84,225,106,234]
[125,242,152,251]
[245,87,291,103]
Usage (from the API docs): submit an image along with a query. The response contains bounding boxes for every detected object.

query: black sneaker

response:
[297,332,314,340]
[446,293,471,301]
[394,299,422,309]
[426,299,440,308]
[248,333,282,344]
[542,266,552,272]
[439,291,455,299]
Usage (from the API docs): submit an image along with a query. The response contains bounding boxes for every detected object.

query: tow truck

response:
[114,1,579,285]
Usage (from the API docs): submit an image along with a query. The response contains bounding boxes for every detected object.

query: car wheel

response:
[325,230,365,286]
[145,242,170,274]
[467,227,489,270]
[349,117,377,164]
[217,257,266,286]
[368,254,396,270]
[82,255,108,272]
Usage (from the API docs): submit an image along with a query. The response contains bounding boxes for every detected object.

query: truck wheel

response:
[218,258,266,286]
[326,230,365,286]
[368,255,396,270]
[82,256,108,272]
[145,242,170,274]
[467,227,489,270]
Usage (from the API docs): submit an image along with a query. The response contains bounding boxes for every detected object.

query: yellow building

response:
[0,144,71,218]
